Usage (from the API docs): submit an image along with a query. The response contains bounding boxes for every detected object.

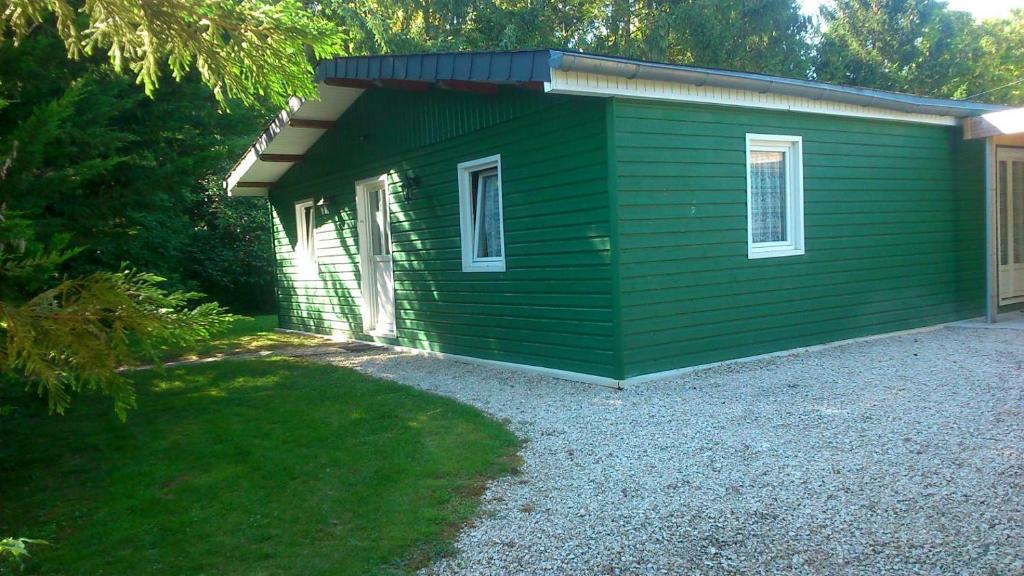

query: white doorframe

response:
[997,146,1024,305]
[355,175,396,337]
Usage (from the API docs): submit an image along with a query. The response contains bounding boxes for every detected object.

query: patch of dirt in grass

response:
[158,474,193,497]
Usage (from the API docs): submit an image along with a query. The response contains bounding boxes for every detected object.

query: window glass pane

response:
[303,205,315,259]
[367,189,390,256]
[473,171,502,259]
[750,150,787,244]
[378,189,391,255]
[1014,161,1023,264]
[1000,161,1009,266]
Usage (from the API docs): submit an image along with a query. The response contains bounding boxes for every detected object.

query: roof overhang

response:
[225,50,1008,196]
[963,108,1024,140]
[548,52,1004,120]
[224,83,363,197]
[224,52,552,197]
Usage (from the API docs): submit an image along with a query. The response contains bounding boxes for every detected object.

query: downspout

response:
[985,138,998,323]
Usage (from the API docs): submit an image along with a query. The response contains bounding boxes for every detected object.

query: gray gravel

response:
[321,326,1024,576]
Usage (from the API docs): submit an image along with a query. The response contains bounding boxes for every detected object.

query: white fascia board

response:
[545,69,958,126]
[229,184,270,197]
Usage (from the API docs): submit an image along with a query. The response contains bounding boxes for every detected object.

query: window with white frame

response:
[457,155,506,272]
[295,198,317,267]
[746,134,804,259]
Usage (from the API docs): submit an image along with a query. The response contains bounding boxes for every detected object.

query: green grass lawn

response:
[155,314,326,361]
[0,359,520,575]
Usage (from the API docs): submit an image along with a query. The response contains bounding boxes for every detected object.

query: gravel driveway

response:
[322,325,1024,575]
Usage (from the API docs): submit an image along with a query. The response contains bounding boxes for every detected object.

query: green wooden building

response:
[225,50,1024,385]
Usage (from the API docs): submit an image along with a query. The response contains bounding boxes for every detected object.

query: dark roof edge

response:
[314,50,553,84]
[549,51,1006,118]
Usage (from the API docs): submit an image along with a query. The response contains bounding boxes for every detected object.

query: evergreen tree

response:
[814,0,983,97]
[0,0,342,428]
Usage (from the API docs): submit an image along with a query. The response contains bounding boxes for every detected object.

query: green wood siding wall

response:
[270,89,615,377]
[269,89,986,382]
[612,98,986,378]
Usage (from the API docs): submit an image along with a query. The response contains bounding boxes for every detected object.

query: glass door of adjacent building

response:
[998,147,1024,303]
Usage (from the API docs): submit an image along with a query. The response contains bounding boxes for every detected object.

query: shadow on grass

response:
[0,358,520,576]
[152,315,328,363]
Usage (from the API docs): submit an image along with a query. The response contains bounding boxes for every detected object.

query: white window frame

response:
[355,174,396,337]
[457,154,506,272]
[745,134,805,259]
[294,198,317,274]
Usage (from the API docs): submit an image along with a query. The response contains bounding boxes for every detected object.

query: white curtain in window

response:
[475,173,502,258]
[751,151,787,244]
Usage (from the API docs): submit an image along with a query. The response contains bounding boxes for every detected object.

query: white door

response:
[998,148,1024,304]
[357,177,396,336]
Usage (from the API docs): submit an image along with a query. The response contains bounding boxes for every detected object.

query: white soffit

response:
[544,69,960,126]
[963,107,1024,140]
[225,83,364,197]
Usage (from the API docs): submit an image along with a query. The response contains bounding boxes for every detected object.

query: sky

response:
[799,0,1024,20]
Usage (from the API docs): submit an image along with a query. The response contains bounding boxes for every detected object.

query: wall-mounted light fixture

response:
[401,171,421,203]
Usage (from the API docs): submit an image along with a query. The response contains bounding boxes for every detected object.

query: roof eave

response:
[223,84,364,197]
[224,50,1013,197]
[963,107,1024,139]
[548,51,1006,119]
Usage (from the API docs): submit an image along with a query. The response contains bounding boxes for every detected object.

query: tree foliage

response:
[0,28,276,312]
[972,10,1024,104]
[185,176,277,312]
[815,0,981,96]
[0,206,235,420]
[1,0,345,107]
[319,0,1023,103]
[0,0,331,422]
[0,537,47,568]
[814,1,1024,104]
[321,0,812,77]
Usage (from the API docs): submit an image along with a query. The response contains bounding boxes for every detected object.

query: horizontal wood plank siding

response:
[613,99,986,377]
[270,88,615,377]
